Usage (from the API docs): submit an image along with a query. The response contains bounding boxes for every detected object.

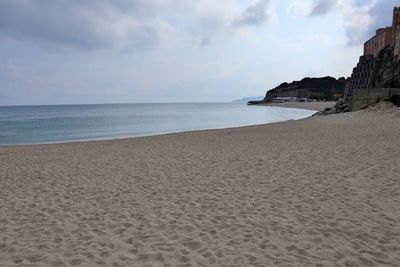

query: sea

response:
[0,103,316,146]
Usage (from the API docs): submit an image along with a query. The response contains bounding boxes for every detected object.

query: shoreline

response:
[0,114,313,148]
[0,104,321,148]
[254,101,336,111]
[1,103,399,266]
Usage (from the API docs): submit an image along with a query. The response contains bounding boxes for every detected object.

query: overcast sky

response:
[0,0,397,105]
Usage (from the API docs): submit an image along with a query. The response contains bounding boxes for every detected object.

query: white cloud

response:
[340,2,372,45]
[290,1,313,16]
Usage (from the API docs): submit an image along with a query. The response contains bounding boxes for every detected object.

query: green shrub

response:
[387,95,400,107]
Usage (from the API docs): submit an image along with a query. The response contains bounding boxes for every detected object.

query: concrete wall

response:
[345,55,375,98]
[351,88,400,110]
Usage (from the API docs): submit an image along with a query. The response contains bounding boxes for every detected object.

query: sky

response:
[0,0,398,105]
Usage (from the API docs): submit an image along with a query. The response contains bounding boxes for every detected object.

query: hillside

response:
[249,77,347,104]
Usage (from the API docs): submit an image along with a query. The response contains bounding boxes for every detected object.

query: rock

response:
[263,76,346,102]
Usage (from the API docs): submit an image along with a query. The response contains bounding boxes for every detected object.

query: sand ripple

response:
[1,104,400,266]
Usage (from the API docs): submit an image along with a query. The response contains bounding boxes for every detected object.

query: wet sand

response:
[260,101,336,111]
[1,102,400,266]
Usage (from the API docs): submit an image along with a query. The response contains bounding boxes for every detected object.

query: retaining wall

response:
[351,88,400,110]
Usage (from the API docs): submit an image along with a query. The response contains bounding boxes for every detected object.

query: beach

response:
[1,103,400,266]
[259,101,336,111]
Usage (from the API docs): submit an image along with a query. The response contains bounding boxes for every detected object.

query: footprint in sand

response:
[183,240,202,251]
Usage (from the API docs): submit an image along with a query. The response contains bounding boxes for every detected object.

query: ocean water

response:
[0,103,316,146]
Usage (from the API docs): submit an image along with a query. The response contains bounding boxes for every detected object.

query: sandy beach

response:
[1,102,400,266]
[259,101,336,111]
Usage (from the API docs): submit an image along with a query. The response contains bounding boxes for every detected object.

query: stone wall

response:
[345,46,400,108]
[395,27,400,57]
[363,8,400,57]
[392,7,400,41]
[351,88,400,110]
[364,28,392,57]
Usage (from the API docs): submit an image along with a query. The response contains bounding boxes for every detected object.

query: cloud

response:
[340,2,371,46]
[0,0,176,51]
[341,0,398,46]
[0,0,272,52]
[295,0,398,46]
[366,0,399,36]
[290,1,312,17]
[233,0,271,27]
[309,0,337,16]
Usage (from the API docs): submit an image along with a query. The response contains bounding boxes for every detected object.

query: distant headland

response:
[248,76,346,105]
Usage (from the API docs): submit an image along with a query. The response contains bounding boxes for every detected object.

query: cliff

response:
[369,47,400,88]
[344,6,400,111]
[345,47,400,110]
[249,77,346,104]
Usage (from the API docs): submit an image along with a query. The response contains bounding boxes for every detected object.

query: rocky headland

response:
[248,77,347,105]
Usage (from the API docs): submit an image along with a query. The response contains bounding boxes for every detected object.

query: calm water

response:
[0,103,316,146]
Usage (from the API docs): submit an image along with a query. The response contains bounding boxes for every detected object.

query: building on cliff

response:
[364,27,393,58]
[345,7,400,110]
[363,7,400,58]
[395,22,400,57]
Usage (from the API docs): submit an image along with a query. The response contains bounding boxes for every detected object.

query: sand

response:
[1,102,400,266]
[259,101,336,111]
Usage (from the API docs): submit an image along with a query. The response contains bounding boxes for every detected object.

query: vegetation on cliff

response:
[387,95,400,106]
[368,47,400,88]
